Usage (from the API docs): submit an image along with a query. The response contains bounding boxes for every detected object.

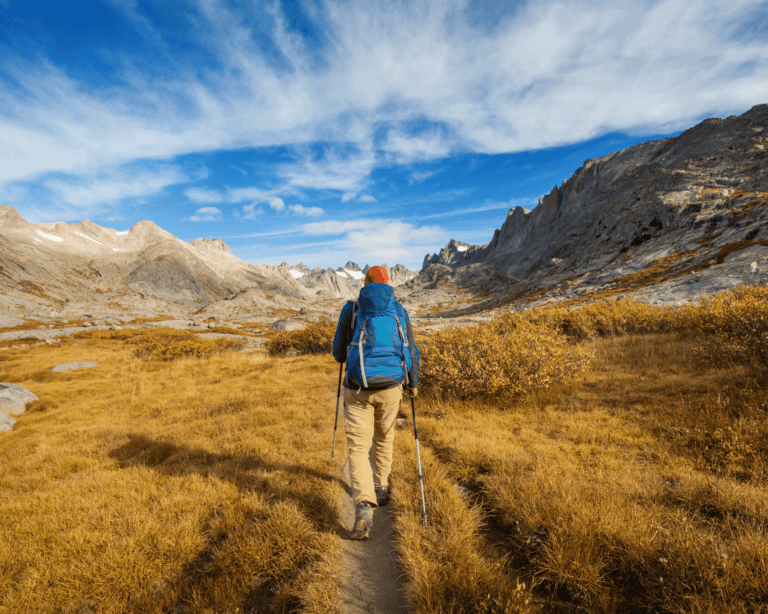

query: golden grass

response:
[390,435,539,613]
[3,284,768,612]
[267,320,336,356]
[130,329,246,361]
[419,317,590,399]
[0,336,343,613]
[393,334,768,613]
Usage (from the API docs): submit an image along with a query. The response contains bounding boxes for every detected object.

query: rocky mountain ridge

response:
[0,206,417,319]
[278,261,416,300]
[420,103,768,310]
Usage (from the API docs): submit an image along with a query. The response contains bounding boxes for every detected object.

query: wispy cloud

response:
[417,197,538,219]
[1,163,192,222]
[277,145,377,192]
[188,206,222,221]
[220,229,303,239]
[233,204,264,219]
[45,165,190,206]
[302,218,448,263]
[186,186,287,211]
[409,169,437,183]
[1,0,766,203]
[290,204,324,216]
[186,187,225,204]
[359,194,376,203]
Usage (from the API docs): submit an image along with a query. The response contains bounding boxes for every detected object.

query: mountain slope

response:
[421,104,768,309]
[0,208,314,317]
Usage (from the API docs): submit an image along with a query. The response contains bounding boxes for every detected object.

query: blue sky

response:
[1,0,767,270]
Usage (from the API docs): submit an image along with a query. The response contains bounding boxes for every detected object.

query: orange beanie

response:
[364,266,389,285]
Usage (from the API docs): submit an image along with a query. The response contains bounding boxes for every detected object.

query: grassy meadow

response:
[0,335,343,614]
[1,283,767,613]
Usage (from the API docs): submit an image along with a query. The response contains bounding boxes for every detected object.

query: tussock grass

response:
[390,431,539,613]
[131,329,246,361]
[398,334,768,613]
[0,336,342,613]
[267,320,336,356]
[419,316,590,400]
[73,328,147,340]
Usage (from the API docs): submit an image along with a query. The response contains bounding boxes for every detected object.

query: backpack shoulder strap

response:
[348,300,358,335]
[393,314,410,386]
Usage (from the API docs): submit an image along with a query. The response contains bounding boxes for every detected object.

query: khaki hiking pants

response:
[343,384,403,507]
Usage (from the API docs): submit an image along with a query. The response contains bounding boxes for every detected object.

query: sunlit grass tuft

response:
[267,320,336,356]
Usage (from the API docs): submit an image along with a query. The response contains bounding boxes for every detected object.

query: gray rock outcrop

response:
[51,362,100,372]
[0,413,16,432]
[0,383,38,416]
[269,319,306,331]
[0,315,25,328]
[420,103,768,307]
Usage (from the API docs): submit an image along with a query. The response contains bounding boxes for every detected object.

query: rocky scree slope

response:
[420,104,768,310]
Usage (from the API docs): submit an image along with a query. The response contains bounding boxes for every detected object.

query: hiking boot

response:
[375,486,390,507]
[350,502,373,540]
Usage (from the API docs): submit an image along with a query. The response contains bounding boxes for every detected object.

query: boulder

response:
[269,319,306,331]
[0,383,38,416]
[0,413,16,433]
[51,362,100,372]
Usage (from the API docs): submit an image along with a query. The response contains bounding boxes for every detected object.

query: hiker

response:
[332,265,419,540]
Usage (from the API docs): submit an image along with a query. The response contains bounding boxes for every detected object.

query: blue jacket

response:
[332,283,419,389]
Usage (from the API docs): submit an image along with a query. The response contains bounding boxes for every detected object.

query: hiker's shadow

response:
[109,433,351,534]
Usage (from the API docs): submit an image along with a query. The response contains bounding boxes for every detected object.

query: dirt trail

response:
[338,456,409,614]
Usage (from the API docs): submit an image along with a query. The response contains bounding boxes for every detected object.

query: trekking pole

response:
[410,390,428,527]
[331,362,343,458]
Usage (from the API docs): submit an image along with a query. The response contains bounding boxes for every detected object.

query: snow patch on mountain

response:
[36,230,63,242]
[344,268,364,280]
[75,231,102,245]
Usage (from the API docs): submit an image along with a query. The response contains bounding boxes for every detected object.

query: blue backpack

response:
[346,284,412,389]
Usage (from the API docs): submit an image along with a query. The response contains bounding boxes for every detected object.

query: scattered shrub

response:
[132,330,245,361]
[518,298,688,340]
[267,320,336,356]
[420,315,591,400]
[690,284,768,374]
[73,329,145,340]
[203,326,244,335]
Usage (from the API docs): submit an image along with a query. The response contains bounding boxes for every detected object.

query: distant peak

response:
[0,205,26,228]
[192,237,232,253]
[133,220,161,230]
